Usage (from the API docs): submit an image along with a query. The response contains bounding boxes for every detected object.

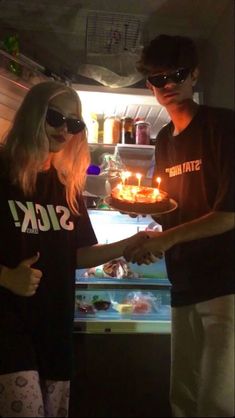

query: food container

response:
[93,300,111,311]
[134,121,150,145]
[120,117,134,144]
[103,116,121,144]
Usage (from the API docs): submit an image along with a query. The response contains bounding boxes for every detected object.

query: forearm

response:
[163,210,235,249]
[76,237,133,269]
[0,264,9,288]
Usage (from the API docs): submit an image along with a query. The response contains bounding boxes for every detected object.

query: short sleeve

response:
[75,195,98,248]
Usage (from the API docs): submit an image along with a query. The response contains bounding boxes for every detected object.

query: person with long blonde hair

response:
[0,81,147,417]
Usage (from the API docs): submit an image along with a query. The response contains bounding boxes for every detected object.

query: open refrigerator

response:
[74,208,171,334]
[73,90,173,334]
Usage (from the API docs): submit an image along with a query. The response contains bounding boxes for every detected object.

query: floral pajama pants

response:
[0,370,70,417]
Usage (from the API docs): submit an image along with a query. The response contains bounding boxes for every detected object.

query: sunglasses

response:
[46,108,86,134]
[147,68,191,88]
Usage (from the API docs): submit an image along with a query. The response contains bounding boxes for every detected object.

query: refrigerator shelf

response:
[75,277,170,289]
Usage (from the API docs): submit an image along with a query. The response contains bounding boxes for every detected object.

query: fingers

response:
[123,246,135,262]
[20,252,40,267]
[25,274,41,297]
[124,244,164,264]
[134,252,163,265]
[18,253,42,296]
[31,268,43,280]
[125,243,145,262]
[142,252,163,264]
[25,284,39,297]
[124,234,150,262]
[30,272,42,284]
[138,231,150,240]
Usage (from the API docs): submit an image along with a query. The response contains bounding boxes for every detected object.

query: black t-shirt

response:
[0,163,97,379]
[153,105,235,307]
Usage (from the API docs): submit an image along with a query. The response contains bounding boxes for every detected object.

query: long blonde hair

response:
[2,81,90,214]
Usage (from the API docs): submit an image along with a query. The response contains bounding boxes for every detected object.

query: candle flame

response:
[156,176,161,190]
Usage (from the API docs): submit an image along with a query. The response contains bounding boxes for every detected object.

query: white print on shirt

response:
[8,200,74,233]
[165,159,202,178]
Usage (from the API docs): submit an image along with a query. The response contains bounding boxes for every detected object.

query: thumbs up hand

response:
[0,252,43,297]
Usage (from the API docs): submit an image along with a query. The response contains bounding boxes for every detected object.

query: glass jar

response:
[134,121,150,145]
[120,117,134,144]
[103,116,121,144]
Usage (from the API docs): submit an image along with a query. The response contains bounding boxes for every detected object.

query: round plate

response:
[104,196,178,216]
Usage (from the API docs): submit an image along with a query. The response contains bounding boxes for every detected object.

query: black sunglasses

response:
[46,108,86,134]
[147,68,191,88]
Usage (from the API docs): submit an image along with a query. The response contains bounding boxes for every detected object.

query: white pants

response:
[0,370,70,417]
[170,294,234,417]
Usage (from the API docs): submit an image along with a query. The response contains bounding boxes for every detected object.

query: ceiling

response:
[0,0,231,87]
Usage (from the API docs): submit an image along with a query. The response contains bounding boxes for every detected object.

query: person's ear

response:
[191,67,199,86]
[146,79,154,92]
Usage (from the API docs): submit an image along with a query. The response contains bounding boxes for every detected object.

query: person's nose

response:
[163,80,177,90]
[165,77,177,86]
[58,121,69,133]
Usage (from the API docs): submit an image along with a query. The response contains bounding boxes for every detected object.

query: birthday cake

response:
[109,184,172,214]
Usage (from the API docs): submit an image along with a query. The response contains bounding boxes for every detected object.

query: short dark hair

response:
[137,34,198,75]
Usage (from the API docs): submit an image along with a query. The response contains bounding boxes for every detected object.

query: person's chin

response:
[162,94,181,106]
[49,143,66,153]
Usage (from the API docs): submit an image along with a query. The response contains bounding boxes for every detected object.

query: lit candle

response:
[136,173,142,188]
[153,188,159,197]
[125,171,131,185]
[156,176,161,190]
[120,172,126,186]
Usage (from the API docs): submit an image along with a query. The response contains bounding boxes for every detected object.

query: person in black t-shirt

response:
[0,81,147,417]
[124,35,235,417]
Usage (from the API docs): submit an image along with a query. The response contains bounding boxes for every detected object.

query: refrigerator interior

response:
[75,209,169,282]
[75,209,171,333]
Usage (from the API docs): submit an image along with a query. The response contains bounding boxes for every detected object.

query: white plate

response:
[104,196,178,216]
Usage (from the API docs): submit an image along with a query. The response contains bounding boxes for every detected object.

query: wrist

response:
[0,265,10,288]
[163,229,178,249]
